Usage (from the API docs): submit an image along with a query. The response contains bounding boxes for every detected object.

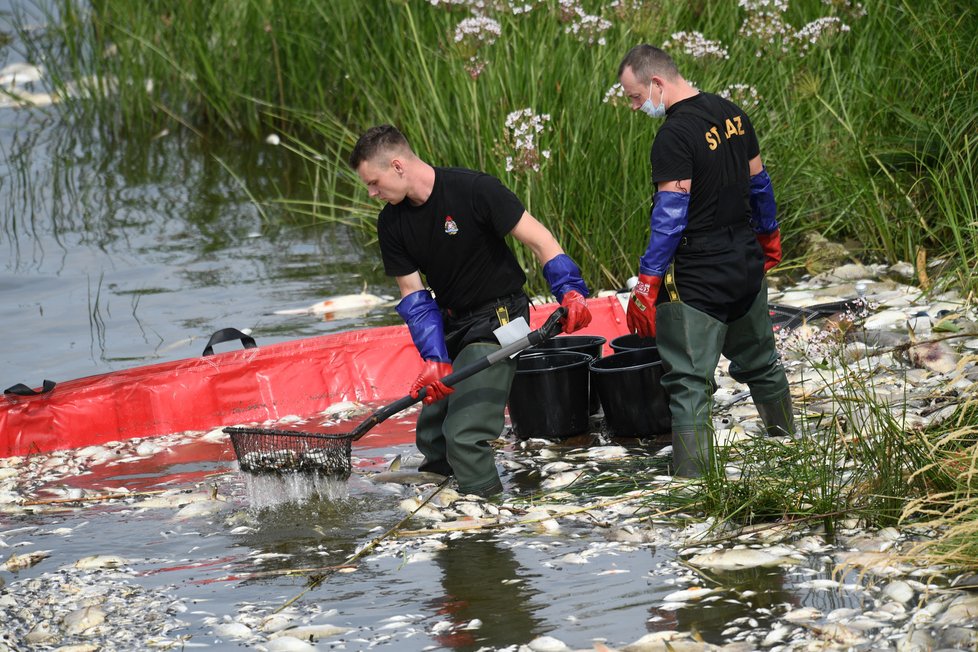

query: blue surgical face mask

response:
[640,81,665,119]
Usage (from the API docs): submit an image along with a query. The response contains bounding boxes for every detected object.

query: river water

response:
[3,9,976,652]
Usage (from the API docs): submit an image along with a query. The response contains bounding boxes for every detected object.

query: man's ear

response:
[391,158,404,174]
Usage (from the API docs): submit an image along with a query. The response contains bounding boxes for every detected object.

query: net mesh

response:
[225,427,353,478]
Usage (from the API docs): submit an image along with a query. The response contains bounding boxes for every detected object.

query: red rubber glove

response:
[560,290,592,333]
[756,229,782,272]
[410,360,454,405]
[626,274,661,338]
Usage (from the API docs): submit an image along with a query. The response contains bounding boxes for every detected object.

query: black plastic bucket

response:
[589,348,671,438]
[524,335,606,414]
[609,334,660,358]
[508,351,592,440]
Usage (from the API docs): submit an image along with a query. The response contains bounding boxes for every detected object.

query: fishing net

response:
[225,427,352,478]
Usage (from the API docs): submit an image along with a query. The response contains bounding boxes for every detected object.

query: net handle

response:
[349,307,567,441]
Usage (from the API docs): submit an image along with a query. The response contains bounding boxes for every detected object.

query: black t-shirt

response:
[377,167,527,311]
[650,92,765,319]
[651,92,760,236]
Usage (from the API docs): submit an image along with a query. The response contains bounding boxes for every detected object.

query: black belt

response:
[444,292,526,320]
[679,224,750,248]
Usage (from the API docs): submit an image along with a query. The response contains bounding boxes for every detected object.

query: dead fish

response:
[783,606,823,622]
[320,400,370,419]
[369,454,446,486]
[264,637,317,651]
[269,624,352,640]
[74,555,129,570]
[398,496,445,521]
[524,635,572,651]
[809,622,868,646]
[662,586,715,602]
[272,293,390,319]
[0,89,58,108]
[173,499,228,520]
[63,605,105,635]
[1,550,51,571]
[212,622,253,639]
[686,547,799,571]
[863,309,909,330]
[24,620,59,644]
[540,470,586,490]
[905,340,960,374]
[0,62,44,87]
[584,445,630,460]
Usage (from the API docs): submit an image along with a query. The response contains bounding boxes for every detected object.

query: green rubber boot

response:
[672,427,714,478]
[656,302,727,479]
[755,390,795,438]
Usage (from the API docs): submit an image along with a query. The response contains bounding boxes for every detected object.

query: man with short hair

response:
[349,124,592,496]
[617,45,793,477]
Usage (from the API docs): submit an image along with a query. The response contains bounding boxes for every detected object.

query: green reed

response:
[20,0,977,295]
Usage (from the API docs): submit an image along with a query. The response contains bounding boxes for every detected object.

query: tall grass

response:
[19,0,978,295]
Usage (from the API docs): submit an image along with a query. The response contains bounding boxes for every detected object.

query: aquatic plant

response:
[898,403,978,569]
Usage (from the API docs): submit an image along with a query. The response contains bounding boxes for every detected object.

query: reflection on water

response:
[1,102,395,385]
[650,566,795,643]
[428,535,543,650]
[228,487,400,578]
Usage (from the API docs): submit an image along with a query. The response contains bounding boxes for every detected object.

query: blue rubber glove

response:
[396,289,454,403]
[542,253,592,333]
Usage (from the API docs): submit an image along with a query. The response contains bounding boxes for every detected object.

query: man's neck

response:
[668,80,699,107]
[407,161,436,206]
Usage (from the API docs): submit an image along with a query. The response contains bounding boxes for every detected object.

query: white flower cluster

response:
[663,31,730,60]
[603,82,626,106]
[428,0,540,14]
[608,0,652,13]
[453,15,502,45]
[774,298,876,362]
[452,15,502,78]
[719,83,761,109]
[739,0,855,58]
[739,10,794,56]
[503,108,551,174]
[564,13,612,46]
[558,0,582,22]
[793,16,851,56]
[738,0,789,12]
[821,0,867,18]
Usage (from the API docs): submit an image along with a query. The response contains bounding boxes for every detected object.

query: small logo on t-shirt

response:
[444,215,459,235]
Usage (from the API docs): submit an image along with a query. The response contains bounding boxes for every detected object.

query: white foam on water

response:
[243,470,350,508]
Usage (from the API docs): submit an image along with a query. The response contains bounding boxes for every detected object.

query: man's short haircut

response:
[348,124,413,169]
[618,45,680,84]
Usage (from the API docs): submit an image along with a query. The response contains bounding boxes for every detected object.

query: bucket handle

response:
[202,328,257,356]
[4,379,56,397]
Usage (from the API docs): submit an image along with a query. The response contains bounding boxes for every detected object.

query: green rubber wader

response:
[721,279,794,437]
[722,279,791,405]
[656,302,726,477]
[415,342,515,496]
[755,391,795,437]
[658,280,794,475]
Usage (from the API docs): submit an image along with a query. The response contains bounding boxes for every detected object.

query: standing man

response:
[349,125,592,497]
[617,45,793,477]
